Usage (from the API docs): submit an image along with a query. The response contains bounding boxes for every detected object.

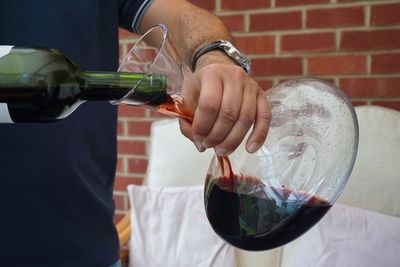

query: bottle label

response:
[0,45,13,59]
[0,103,13,123]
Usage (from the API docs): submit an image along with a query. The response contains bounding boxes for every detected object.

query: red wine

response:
[152,95,332,251]
[147,94,194,124]
[204,173,332,251]
[154,97,332,251]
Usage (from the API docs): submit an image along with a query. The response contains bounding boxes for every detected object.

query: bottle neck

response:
[78,70,168,105]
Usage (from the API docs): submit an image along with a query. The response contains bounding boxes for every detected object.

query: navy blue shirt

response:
[0,0,151,266]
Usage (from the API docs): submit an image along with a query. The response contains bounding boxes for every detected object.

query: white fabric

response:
[127,184,237,267]
[0,45,13,59]
[145,118,282,267]
[140,106,400,267]
[281,203,400,267]
[146,118,214,187]
[338,106,400,217]
[0,103,13,123]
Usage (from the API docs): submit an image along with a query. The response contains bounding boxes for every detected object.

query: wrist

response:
[191,40,251,73]
[194,50,237,71]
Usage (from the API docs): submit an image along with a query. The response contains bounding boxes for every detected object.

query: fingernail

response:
[201,141,212,148]
[193,135,203,143]
[248,142,260,153]
[215,147,228,157]
[194,140,205,152]
[193,136,204,151]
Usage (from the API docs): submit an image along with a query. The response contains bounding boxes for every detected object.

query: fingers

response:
[213,80,257,156]
[199,74,243,149]
[245,91,271,153]
[184,63,270,155]
[191,70,223,150]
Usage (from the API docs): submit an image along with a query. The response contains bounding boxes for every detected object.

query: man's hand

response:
[141,0,271,156]
[179,52,271,156]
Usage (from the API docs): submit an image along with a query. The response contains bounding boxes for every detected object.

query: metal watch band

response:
[191,40,251,73]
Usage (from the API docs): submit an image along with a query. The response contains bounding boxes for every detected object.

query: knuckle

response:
[238,109,255,125]
[197,100,219,114]
[202,63,220,75]
[220,106,238,123]
[250,80,262,92]
[193,126,209,136]
[232,67,246,80]
[193,124,210,137]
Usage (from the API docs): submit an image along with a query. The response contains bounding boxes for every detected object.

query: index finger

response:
[192,74,223,140]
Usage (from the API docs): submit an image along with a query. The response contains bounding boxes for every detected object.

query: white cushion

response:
[127,185,237,267]
[145,118,281,267]
[338,106,400,217]
[281,203,400,267]
[146,119,214,187]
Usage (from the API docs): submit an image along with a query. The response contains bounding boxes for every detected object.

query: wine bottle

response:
[0,46,167,123]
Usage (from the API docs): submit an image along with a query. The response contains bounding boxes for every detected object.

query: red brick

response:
[276,0,329,6]
[371,3,400,25]
[126,42,137,54]
[118,105,146,117]
[372,53,400,74]
[250,11,302,31]
[221,15,245,32]
[341,29,400,51]
[117,140,146,155]
[117,157,125,173]
[117,121,125,136]
[114,176,143,191]
[113,195,126,210]
[251,57,303,76]
[281,32,335,52]
[255,79,274,91]
[221,0,270,10]
[337,0,366,2]
[371,101,400,111]
[340,77,400,97]
[127,121,152,136]
[119,44,126,62]
[190,0,215,11]
[307,6,365,28]
[127,158,148,174]
[234,35,275,55]
[308,55,366,75]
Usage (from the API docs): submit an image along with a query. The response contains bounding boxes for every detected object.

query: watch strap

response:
[191,40,251,73]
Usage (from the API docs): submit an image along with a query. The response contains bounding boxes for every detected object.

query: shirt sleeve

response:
[118,0,155,34]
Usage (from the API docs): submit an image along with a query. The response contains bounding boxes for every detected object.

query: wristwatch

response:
[192,40,251,74]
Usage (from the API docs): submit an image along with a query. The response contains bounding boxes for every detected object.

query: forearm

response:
[140,0,234,69]
[139,0,270,156]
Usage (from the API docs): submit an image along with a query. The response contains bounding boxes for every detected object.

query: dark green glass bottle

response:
[0,46,167,122]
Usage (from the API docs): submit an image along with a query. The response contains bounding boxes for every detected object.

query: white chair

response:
[280,105,400,267]
[118,105,400,267]
[337,105,400,216]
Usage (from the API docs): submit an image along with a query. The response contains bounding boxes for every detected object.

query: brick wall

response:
[114,0,400,222]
